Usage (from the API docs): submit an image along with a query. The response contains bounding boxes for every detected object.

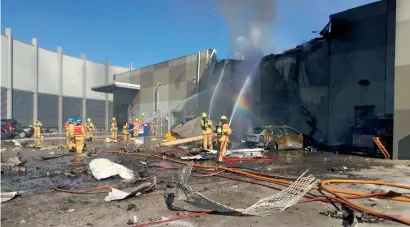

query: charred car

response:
[245,125,304,151]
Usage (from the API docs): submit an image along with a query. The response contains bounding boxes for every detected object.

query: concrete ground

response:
[1,140,410,227]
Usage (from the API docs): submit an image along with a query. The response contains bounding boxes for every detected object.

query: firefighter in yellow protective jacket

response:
[33,119,42,139]
[200,112,213,150]
[217,115,232,163]
[85,118,96,142]
[122,123,130,140]
[66,117,75,151]
[73,118,86,154]
[111,118,118,140]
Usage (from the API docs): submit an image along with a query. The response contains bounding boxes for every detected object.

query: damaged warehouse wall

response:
[328,1,396,146]
[394,0,410,160]
[258,39,330,144]
[0,28,129,131]
[114,50,212,130]
[254,0,395,147]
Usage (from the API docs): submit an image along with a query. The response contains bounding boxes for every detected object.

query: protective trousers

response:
[218,135,229,162]
[75,136,85,154]
[122,131,129,140]
[34,127,41,138]
[202,133,213,150]
[111,130,118,140]
[86,131,93,140]
[68,137,75,151]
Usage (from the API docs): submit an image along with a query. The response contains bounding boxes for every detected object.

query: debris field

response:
[1,139,410,227]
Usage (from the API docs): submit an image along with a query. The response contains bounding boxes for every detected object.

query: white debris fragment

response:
[12,140,22,147]
[104,178,156,201]
[1,191,21,203]
[104,138,117,143]
[89,158,134,180]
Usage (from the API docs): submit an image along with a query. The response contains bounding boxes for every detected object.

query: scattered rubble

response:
[1,157,26,172]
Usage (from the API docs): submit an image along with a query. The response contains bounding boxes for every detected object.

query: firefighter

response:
[111,117,118,140]
[85,118,96,142]
[122,123,130,140]
[200,112,213,150]
[64,118,70,133]
[73,118,86,154]
[66,117,74,149]
[33,119,42,139]
[217,115,232,163]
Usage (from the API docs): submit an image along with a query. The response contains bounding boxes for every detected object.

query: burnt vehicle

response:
[1,119,34,139]
[245,125,304,151]
[351,114,393,157]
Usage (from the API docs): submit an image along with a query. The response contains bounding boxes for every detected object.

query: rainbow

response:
[232,93,251,115]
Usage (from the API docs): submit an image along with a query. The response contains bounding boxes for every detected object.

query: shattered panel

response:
[177,162,317,216]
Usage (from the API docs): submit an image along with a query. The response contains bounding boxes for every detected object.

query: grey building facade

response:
[1,29,130,132]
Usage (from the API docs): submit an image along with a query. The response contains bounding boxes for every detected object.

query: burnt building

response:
[93,0,410,159]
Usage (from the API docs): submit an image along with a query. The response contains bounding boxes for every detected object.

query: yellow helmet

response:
[201,112,207,118]
[112,117,116,121]
[87,118,91,122]
[220,115,227,120]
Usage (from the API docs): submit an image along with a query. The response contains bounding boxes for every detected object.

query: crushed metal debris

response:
[176,162,317,216]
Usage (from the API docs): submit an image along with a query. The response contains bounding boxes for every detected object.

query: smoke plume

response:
[216,0,277,56]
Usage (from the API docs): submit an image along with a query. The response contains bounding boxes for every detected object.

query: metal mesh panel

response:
[86,99,105,129]
[1,87,7,118]
[62,96,82,124]
[38,93,58,128]
[177,162,317,216]
[12,89,33,126]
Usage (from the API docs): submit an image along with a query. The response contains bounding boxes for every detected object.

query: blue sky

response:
[1,0,378,68]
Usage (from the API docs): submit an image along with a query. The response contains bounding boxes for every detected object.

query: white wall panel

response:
[13,40,36,91]
[86,61,106,100]
[1,35,9,88]
[108,66,129,101]
[62,55,83,97]
[38,48,59,95]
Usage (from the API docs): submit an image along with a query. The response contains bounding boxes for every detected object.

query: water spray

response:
[208,59,229,119]
[229,76,251,125]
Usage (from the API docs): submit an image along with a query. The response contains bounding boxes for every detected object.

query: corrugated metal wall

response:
[1,87,7,118]
[38,93,58,128]
[62,97,82,123]
[12,89,33,126]
[1,31,128,130]
[114,50,211,125]
[86,99,105,128]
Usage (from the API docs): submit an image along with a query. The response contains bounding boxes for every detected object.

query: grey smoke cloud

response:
[216,0,277,55]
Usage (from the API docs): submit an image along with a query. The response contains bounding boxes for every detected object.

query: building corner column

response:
[5,28,13,119]
[57,46,63,133]
[32,38,39,123]
[105,59,109,131]
[82,54,87,122]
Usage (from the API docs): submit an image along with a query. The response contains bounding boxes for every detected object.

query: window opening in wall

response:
[354,105,375,134]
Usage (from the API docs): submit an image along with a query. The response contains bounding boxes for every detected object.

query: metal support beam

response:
[5,28,13,119]
[82,54,87,122]
[196,51,201,108]
[105,59,109,131]
[32,38,39,123]
[57,46,63,133]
